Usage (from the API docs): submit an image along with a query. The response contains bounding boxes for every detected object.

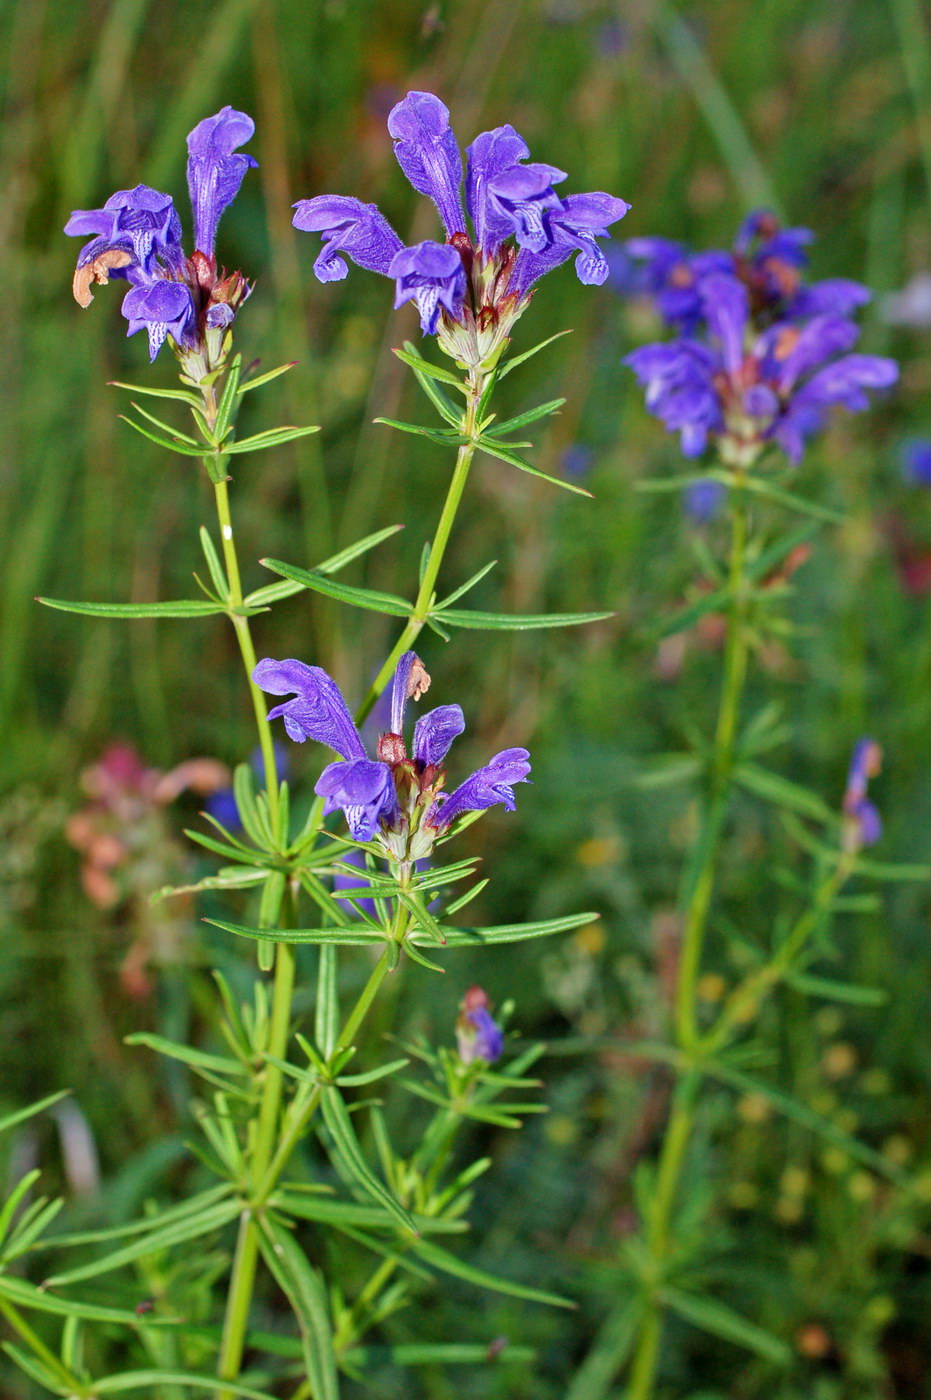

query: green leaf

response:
[225,424,320,454]
[311,523,405,575]
[416,912,599,949]
[184,830,269,866]
[319,1088,416,1234]
[259,559,412,617]
[124,1033,246,1078]
[410,1238,574,1309]
[336,1057,410,1087]
[734,763,835,823]
[660,1286,791,1365]
[0,1170,41,1249]
[205,918,387,947]
[93,1371,281,1398]
[258,1218,339,1400]
[392,346,465,387]
[119,414,206,457]
[344,1342,535,1365]
[37,597,227,619]
[42,1197,241,1286]
[212,354,242,442]
[785,972,888,1006]
[108,379,200,407]
[747,520,822,581]
[1,1342,71,1395]
[274,1192,464,1236]
[704,1060,904,1181]
[436,606,613,631]
[398,888,447,946]
[565,1298,642,1400]
[129,400,199,445]
[42,1185,234,1249]
[0,1089,70,1136]
[498,329,572,378]
[474,437,592,497]
[395,347,464,426]
[741,475,844,524]
[0,1275,179,1327]
[198,527,228,598]
[435,560,498,610]
[315,945,339,1059]
[374,416,468,446]
[653,587,728,640]
[483,397,566,436]
[237,360,298,394]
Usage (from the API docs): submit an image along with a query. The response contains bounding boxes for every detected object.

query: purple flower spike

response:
[511,191,631,295]
[252,658,365,760]
[388,91,466,237]
[315,758,398,841]
[389,241,467,335]
[122,280,196,361]
[292,195,404,283]
[428,747,531,829]
[456,987,504,1064]
[842,738,882,851]
[186,106,258,259]
[413,706,465,767]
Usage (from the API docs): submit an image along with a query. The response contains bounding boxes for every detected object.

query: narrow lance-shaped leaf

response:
[257,1217,340,1400]
[224,424,321,454]
[483,397,566,437]
[205,917,387,947]
[410,1237,575,1309]
[436,606,613,631]
[42,1197,242,1286]
[37,598,228,619]
[660,1286,791,1365]
[319,1087,417,1234]
[237,360,298,394]
[413,911,600,948]
[475,436,592,497]
[259,558,412,617]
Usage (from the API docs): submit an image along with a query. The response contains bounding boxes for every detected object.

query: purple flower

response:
[511,192,632,296]
[427,748,531,830]
[389,240,466,334]
[842,738,882,852]
[684,477,725,523]
[456,986,504,1064]
[291,195,403,282]
[902,439,931,486]
[388,91,466,238]
[293,89,628,358]
[66,108,256,361]
[253,650,529,855]
[186,106,258,259]
[620,213,898,465]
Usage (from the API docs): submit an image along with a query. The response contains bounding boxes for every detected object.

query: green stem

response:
[212,476,281,841]
[0,1298,83,1395]
[675,480,750,1046]
[627,480,751,1400]
[354,370,485,724]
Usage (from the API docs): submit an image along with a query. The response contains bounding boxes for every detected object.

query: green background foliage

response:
[4,0,931,1394]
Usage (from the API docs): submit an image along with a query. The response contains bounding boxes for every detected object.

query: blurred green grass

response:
[5,0,931,1394]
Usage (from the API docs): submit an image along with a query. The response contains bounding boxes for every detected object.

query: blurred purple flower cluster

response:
[619,211,898,466]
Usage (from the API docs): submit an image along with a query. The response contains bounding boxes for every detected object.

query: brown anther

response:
[377,733,407,766]
[773,325,802,361]
[763,256,800,298]
[72,249,133,308]
[407,656,431,704]
[669,262,694,288]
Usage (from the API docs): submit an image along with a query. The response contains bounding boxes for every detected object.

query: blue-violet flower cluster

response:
[293,91,629,368]
[253,651,531,864]
[842,738,882,853]
[456,986,504,1064]
[619,211,898,466]
[65,107,257,367]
